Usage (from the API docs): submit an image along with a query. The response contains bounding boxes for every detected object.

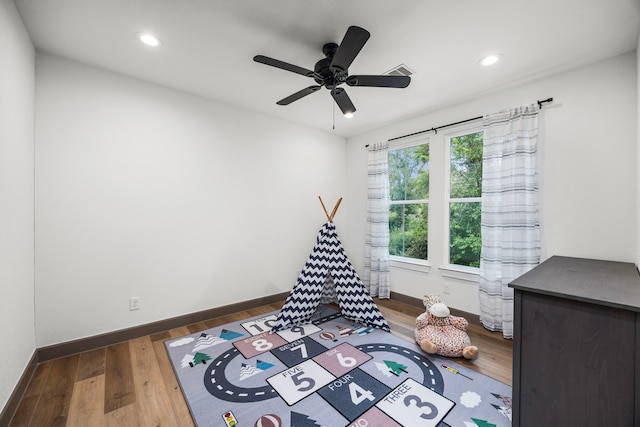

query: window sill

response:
[390,257,431,273]
[438,265,480,284]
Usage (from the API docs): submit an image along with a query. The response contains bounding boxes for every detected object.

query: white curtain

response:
[364,142,390,298]
[479,104,540,338]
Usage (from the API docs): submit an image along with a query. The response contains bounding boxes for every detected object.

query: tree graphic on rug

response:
[375,360,408,377]
[465,419,497,427]
[384,360,408,376]
[180,352,211,368]
[290,411,321,427]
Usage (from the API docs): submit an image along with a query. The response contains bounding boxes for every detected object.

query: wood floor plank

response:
[244,306,276,317]
[76,348,106,381]
[202,317,227,329]
[150,331,172,342]
[186,322,208,334]
[104,342,136,413]
[104,402,141,427]
[152,335,195,427]
[66,375,105,427]
[168,326,192,339]
[454,325,513,385]
[9,361,53,427]
[129,336,180,427]
[27,354,79,427]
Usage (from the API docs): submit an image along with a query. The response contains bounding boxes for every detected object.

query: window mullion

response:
[389,199,429,205]
[448,197,481,203]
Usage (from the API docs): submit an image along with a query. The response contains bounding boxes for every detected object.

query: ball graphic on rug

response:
[254,414,282,427]
[319,331,336,341]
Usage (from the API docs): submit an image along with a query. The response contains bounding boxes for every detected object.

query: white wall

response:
[346,52,637,313]
[35,54,346,347]
[0,0,35,414]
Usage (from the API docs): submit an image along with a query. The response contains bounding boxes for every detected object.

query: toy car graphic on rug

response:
[165,306,512,427]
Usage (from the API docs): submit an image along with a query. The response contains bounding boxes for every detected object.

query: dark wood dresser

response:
[509,256,640,426]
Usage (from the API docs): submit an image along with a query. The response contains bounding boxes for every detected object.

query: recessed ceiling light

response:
[479,53,501,66]
[137,32,162,47]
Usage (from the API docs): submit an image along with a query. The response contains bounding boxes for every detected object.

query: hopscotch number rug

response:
[165,306,512,427]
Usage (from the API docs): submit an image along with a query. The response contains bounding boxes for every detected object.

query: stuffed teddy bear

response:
[415,294,479,360]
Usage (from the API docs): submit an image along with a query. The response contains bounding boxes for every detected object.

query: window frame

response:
[387,134,431,269]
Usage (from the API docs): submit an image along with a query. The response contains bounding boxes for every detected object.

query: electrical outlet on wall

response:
[130,296,141,311]
[443,282,451,294]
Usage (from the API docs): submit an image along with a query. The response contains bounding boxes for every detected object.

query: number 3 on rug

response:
[404,394,438,420]
[376,379,454,427]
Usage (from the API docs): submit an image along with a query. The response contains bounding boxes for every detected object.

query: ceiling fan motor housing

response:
[314,43,346,89]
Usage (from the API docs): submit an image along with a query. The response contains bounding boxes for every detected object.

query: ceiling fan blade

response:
[254,55,315,78]
[346,75,411,88]
[277,86,322,105]
[330,26,370,73]
[330,87,356,115]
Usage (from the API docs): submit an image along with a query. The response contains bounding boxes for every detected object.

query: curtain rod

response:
[367,97,553,146]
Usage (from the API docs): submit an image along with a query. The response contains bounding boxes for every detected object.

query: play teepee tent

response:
[271,198,390,333]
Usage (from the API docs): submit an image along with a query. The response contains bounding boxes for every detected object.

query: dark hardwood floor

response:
[375,298,513,386]
[8,298,512,426]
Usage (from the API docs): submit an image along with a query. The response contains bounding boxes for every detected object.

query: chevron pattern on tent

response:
[271,222,390,333]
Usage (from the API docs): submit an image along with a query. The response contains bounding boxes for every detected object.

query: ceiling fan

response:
[253,26,411,117]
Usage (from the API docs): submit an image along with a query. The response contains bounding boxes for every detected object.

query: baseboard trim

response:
[0,349,38,427]
[38,291,289,362]
[390,291,481,326]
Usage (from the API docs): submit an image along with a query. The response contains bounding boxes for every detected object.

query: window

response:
[387,128,484,270]
[447,131,483,268]
[388,141,429,260]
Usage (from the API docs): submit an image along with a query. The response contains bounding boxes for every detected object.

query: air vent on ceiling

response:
[385,63,415,77]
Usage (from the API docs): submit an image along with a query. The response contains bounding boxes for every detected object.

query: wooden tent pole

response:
[319,196,343,222]
[329,197,343,222]
[318,196,331,221]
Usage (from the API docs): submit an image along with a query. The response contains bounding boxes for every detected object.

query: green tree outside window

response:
[449,132,483,267]
[388,144,429,260]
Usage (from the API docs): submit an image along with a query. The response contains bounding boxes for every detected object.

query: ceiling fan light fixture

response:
[479,53,501,66]
[137,32,162,47]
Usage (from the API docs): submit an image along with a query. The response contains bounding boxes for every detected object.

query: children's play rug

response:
[165,306,511,427]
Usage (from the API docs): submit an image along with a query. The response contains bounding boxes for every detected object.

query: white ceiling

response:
[14,0,640,138]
